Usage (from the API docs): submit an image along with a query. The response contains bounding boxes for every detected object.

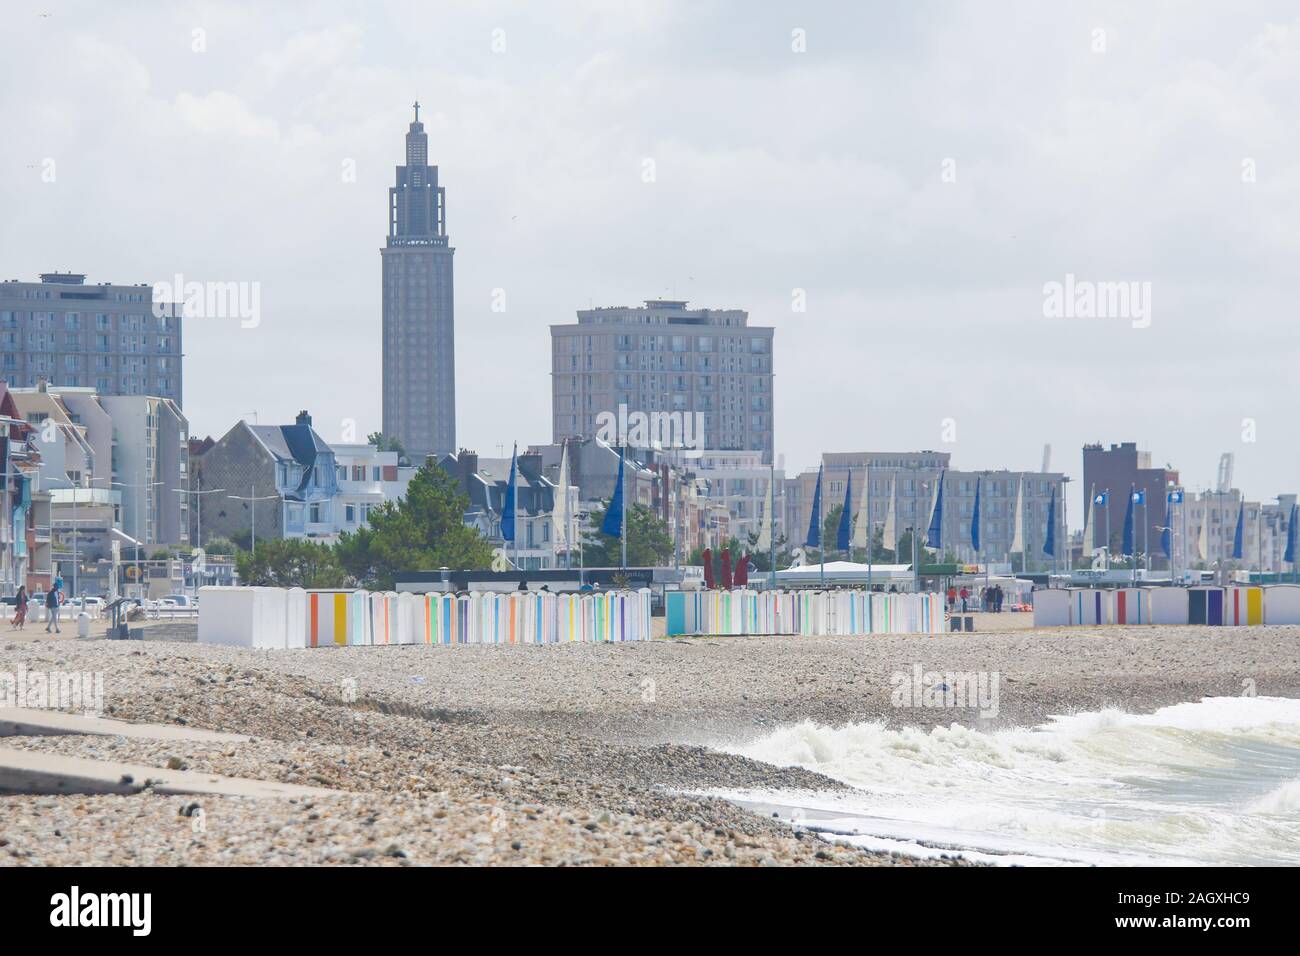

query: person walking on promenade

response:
[10,586,29,630]
[44,581,63,634]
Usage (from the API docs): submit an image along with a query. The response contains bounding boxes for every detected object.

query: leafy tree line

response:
[235,463,493,589]
[233,461,679,589]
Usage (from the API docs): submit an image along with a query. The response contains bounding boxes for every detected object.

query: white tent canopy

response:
[774,561,914,589]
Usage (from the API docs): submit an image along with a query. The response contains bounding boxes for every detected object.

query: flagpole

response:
[621,447,627,571]
[1104,489,1111,571]
[768,461,776,590]
[568,449,576,572]
[1140,496,1146,579]
[1057,485,1063,579]
[818,460,825,589]
[513,444,519,574]
[1180,490,1186,583]
[866,464,873,593]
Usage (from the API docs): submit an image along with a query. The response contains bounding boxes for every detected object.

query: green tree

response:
[334,461,493,589]
[742,531,791,572]
[368,431,411,466]
[203,537,236,556]
[236,538,348,588]
[582,501,674,567]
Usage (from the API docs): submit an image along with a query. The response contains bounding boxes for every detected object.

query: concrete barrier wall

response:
[199,586,654,648]
[664,589,945,637]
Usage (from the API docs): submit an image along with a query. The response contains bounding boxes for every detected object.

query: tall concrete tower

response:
[381,101,456,460]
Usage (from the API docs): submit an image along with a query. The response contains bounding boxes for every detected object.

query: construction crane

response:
[1216,453,1234,493]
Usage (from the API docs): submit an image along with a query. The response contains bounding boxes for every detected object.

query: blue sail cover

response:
[805,465,823,548]
[926,471,944,549]
[1043,487,1057,556]
[836,471,853,551]
[501,445,519,543]
[1232,500,1245,560]
[1286,503,1298,564]
[601,447,625,538]
[1121,485,1136,556]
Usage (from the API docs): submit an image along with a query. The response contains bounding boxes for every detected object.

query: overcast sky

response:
[4,1,1298,521]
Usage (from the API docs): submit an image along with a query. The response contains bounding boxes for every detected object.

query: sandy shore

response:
[2,623,1297,865]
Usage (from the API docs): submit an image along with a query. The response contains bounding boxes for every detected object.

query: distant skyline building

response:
[1081,442,1179,563]
[381,101,456,461]
[1,272,182,403]
[786,451,1068,568]
[550,299,775,462]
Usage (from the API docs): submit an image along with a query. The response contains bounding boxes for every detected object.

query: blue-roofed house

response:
[194,410,341,543]
[437,449,571,570]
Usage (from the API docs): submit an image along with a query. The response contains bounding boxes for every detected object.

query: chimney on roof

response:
[295,410,312,427]
[460,451,478,482]
[518,452,543,482]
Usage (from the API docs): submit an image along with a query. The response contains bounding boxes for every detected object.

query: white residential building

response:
[694,450,785,546]
[331,442,418,538]
[9,384,186,569]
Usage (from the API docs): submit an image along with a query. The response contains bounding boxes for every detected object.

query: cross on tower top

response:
[412,100,420,122]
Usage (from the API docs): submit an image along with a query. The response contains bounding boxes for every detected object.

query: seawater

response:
[712,697,1300,866]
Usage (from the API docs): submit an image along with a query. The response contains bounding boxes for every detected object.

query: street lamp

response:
[227,485,278,554]
[44,475,79,600]
[574,509,591,588]
[176,483,226,549]
[44,474,109,600]
[112,478,163,595]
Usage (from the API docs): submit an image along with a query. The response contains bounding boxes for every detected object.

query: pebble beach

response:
[2,620,1298,866]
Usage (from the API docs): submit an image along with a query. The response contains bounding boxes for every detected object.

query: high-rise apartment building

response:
[1,272,182,402]
[381,102,456,460]
[550,299,774,462]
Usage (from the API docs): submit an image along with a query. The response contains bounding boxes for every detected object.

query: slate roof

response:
[246,420,333,500]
